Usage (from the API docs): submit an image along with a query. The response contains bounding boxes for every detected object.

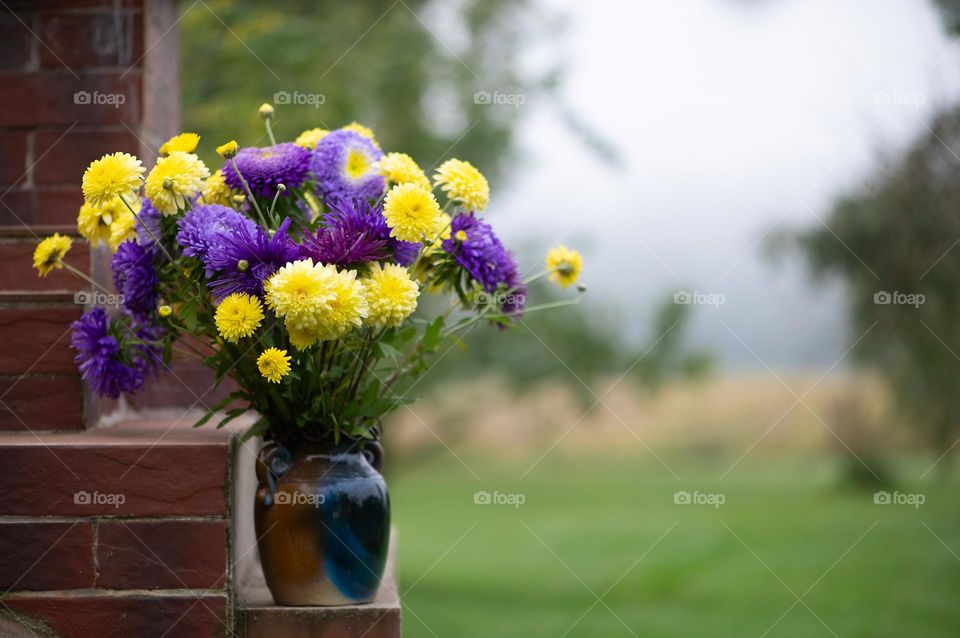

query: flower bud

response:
[217,140,239,159]
[237,259,250,272]
[158,304,173,317]
[258,103,275,119]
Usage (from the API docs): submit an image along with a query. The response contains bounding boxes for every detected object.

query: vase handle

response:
[363,440,384,473]
[256,443,293,507]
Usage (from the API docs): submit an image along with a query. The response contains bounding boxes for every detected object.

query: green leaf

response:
[192,392,242,428]
[423,316,445,350]
[215,407,248,429]
[238,417,268,443]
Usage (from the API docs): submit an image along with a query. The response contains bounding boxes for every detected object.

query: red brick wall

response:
[0,3,233,636]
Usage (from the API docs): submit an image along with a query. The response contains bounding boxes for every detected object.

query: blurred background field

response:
[179,0,960,634]
[393,453,960,638]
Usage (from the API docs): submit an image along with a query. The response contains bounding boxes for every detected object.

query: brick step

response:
[3,593,227,638]
[0,298,82,375]
[0,374,84,432]
[0,225,76,238]
[0,237,90,292]
[0,186,83,228]
[0,418,233,517]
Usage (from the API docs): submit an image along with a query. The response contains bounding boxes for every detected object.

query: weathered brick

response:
[0,424,231,516]
[0,72,141,127]
[0,305,79,375]
[127,359,239,411]
[0,187,82,228]
[40,11,144,69]
[0,12,33,71]
[6,595,227,638]
[97,520,228,589]
[33,129,140,185]
[0,375,83,431]
[0,132,28,187]
[0,522,94,590]
[0,239,90,292]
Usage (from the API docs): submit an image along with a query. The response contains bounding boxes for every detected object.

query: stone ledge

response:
[235,532,401,638]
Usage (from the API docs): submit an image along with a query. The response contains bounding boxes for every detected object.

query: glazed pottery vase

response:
[254,439,390,606]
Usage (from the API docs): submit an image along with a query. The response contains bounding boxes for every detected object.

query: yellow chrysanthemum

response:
[286,322,319,350]
[342,122,379,148]
[546,245,583,288]
[145,151,210,216]
[82,152,144,207]
[202,169,233,207]
[433,158,489,211]
[315,268,368,340]
[217,140,239,159]
[294,128,329,149]
[107,207,138,252]
[363,262,420,328]
[265,259,336,332]
[77,200,116,246]
[214,293,264,343]
[379,152,430,190]
[33,233,72,277]
[159,132,200,156]
[257,348,292,383]
[266,260,368,341]
[383,183,442,243]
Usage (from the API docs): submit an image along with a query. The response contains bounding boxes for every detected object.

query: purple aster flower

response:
[311,129,384,204]
[204,217,300,300]
[442,213,526,318]
[136,198,163,248]
[176,204,256,270]
[300,199,418,267]
[223,143,312,198]
[71,308,155,399]
[112,240,158,320]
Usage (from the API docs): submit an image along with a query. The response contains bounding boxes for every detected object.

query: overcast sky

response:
[493,0,960,368]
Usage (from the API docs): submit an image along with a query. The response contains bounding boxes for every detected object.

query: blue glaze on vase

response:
[254,440,390,606]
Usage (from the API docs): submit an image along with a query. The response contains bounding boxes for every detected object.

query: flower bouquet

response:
[32,105,583,605]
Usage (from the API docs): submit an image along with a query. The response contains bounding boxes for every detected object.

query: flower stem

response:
[264,118,277,145]
[57,259,110,294]
[119,196,176,264]
[229,158,269,228]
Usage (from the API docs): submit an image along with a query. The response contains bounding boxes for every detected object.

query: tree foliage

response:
[795,108,960,454]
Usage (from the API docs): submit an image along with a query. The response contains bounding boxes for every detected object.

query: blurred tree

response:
[794,108,960,464]
[180,0,561,181]
[791,4,960,469]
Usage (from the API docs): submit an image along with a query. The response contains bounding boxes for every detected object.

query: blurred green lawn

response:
[391,453,960,637]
